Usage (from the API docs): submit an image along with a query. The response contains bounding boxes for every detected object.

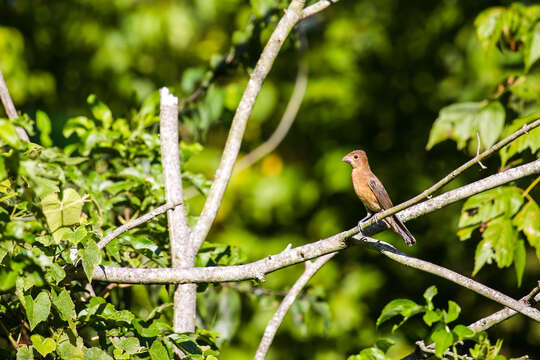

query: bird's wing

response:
[368,179,393,210]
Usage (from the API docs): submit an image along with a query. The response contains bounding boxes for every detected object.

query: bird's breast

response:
[351,169,381,212]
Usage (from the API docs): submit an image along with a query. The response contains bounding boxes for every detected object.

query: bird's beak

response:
[342,156,352,164]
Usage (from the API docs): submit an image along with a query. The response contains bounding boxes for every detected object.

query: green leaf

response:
[30,334,56,357]
[376,299,424,331]
[83,347,113,360]
[41,189,83,233]
[478,101,505,148]
[111,337,141,355]
[51,289,76,322]
[426,101,504,151]
[25,291,51,330]
[458,187,523,228]
[426,102,482,150]
[374,339,394,353]
[482,217,516,268]
[423,309,442,326]
[431,327,453,358]
[453,324,475,340]
[525,22,540,71]
[473,238,495,276]
[87,94,113,129]
[16,345,34,360]
[41,192,62,232]
[348,347,388,360]
[444,301,461,323]
[57,341,84,360]
[474,7,504,48]
[80,238,101,282]
[0,119,22,149]
[514,239,526,287]
[513,201,540,260]
[62,189,83,226]
[499,112,540,166]
[423,285,438,310]
[36,110,52,147]
[149,340,170,360]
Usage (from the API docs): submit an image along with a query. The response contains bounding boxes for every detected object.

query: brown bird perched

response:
[342,150,415,246]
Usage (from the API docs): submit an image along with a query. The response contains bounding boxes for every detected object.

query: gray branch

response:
[254,254,335,360]
[159,87,195,333]
[96,201,181,250]
[93,159,540,286]
[356,237,540,322]
[0,68,29,141]
[302,0,340,19]
[189,0,307,254]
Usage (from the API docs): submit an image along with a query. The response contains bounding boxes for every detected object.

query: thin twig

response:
[159,87,195,333]
[356,236,540,322]
[93,159,540,285]
[468,284,540,333]
[235,35,308,173]
[302,0,340,19]
[189,0,308,254]
[359,118,540,233]
[96,201,182,249]
[254,254,334,360]
[475,132,487,169]
[0,69,29,141]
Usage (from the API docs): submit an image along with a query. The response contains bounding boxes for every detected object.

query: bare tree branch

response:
[189,0,307,254]
[468,284,540,333]
[0,69,29,141]
[235,37,308,173]
[359,118,540,233]
[254,254,334,360]
[356,236,540,322]
[96,201,182,250]
[93,159,540,284]
[159,87,195,332]
[302,0,340,19]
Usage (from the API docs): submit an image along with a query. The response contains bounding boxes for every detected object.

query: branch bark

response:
[0,69,29,141]
[356,237,540,322]
[189,0,307,254]
[96,201,182,250]
[302,0,340,19]
[159,88,194,332]
[93,159,540,285]
[254,254,334,360]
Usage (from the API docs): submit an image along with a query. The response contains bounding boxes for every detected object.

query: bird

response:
[342,150,415,246]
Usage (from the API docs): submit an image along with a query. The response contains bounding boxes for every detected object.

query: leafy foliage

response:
[363,286,509,360]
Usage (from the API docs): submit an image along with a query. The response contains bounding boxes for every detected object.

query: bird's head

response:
[342,150,369,169]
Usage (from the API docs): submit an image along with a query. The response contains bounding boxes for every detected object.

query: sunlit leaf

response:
[87,94,113,129]
[36,110,52,147]
[431,327,453,358]
[525,22,540,71]
[30,334,56,357]
[376,299,424,331]
[25,291,51,330]
[513,200,540,259]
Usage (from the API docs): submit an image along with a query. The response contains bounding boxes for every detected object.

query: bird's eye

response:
[353,155,359,159]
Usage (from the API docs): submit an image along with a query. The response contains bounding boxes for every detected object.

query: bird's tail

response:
[387,215,416,246]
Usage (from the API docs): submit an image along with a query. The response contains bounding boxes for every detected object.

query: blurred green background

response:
[1,0,539,358]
